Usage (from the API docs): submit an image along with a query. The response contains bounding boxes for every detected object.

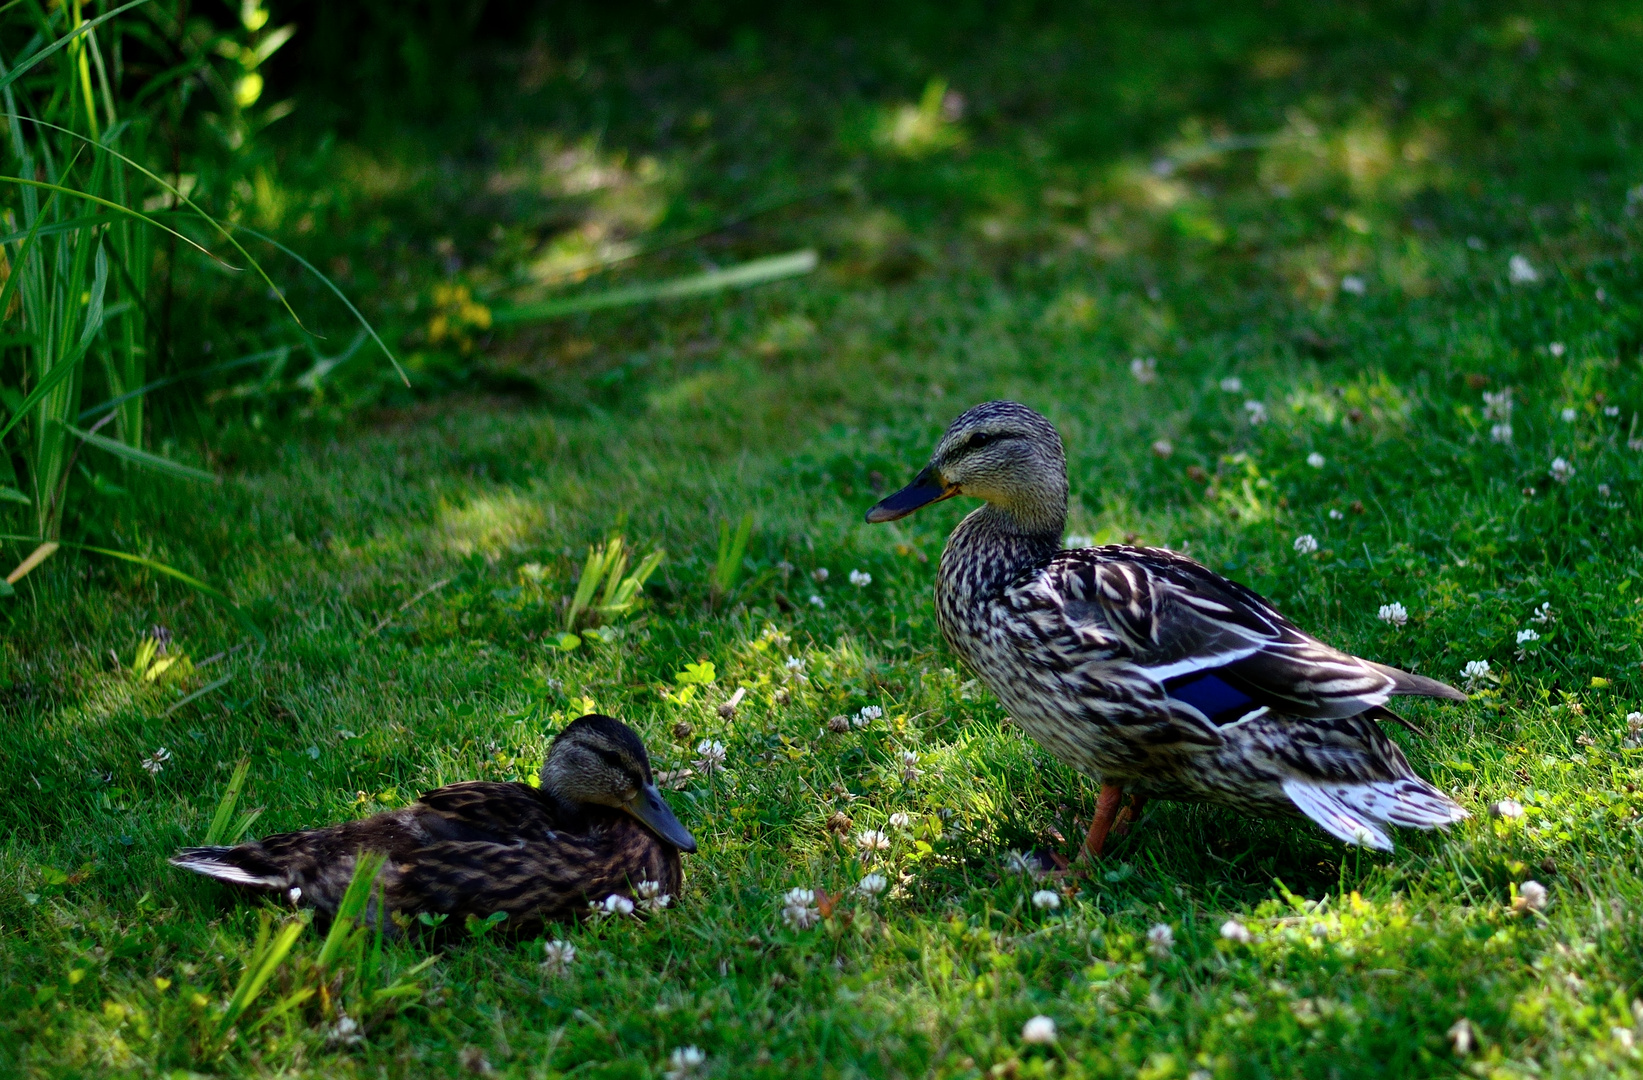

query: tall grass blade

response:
[217,911,306,1036]
[491,249,818,324]
[0,0,154,96]
[712,513,754,596]
[0,534,264,644]
[202,758,251,846]
[76,347,291,423]
[316,852,386,970]
[565,542,609,630]
[59,421,217,482]
[0,176,226,263]
[229,225,408,385]
[4,539,58,584]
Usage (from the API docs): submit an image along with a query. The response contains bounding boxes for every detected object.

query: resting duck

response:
[171,714,695,930]
[867,400,1468,856]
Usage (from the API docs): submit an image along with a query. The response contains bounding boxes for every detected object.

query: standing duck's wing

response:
[1044,546,1463,727]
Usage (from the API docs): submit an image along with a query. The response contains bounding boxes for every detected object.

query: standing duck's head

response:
[866,401,1068,538]
[541,714,698,853]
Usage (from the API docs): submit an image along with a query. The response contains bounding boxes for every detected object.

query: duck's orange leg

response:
[1113,795,1148,838]
[1082,784,1126,859]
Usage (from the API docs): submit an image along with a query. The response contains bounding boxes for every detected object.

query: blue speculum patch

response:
[1165,671,1255,725]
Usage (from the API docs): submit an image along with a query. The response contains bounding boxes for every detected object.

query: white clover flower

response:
[900,750,922,782]
[1508,254,1539,284]
[849,569,872,588]
[1488,800,1524,819]
[780,888,819,930]
[1220,919,1252,943]
[1021,1015,1058,1045]
[1146,923,1175,957]
[1449,1018,1475,1056]
[1604,405,1620,417]
[1549,341,1566,358]
[1003,850,1033,875]
[1293,534,1319,555]
[1377,602,1408,627]
[1490,423,1514,444]
[808,594,825,608]
[1306,452,1325,468]
[851,705,882,729]
[1518,880,1548,912]
[1627,711,1643,739]
[1560,407,1578,423]
[1244,400,1269,425]
[1328,508,1344,520]
[325,1013,363,1047]
[1530,602,1554,624]
[635,880,672,913]
[1461,660,1491,692]
[590,894,636,919]
[694,740,727,774]
[1130,357,1158,384]
[1550,457,1573,483]
[140,747,172,775]
[888,812,912,830]
[855,829,891,853]
[1483,388,1513,421]
[664,1045,707,1080]
[856,873,888,898]
[287,886,303,905]
[785,656,806,671]
[1598,483,1612,496]
[1151,439,1174,458]
[1031,889,1061,911]
[541,940,577,973]
[1219,376,1243,393]
[1516,628,1540,645]
[812,567,830,583]
[1340,275,1367,296]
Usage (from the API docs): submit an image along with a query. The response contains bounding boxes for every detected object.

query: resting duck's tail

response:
[170,844,292,890]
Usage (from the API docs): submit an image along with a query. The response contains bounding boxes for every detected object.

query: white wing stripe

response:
[1134,645,1265,684]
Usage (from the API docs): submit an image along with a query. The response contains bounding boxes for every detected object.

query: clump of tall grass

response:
[0,1,386,611]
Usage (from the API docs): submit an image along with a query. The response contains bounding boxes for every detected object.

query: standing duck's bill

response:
[170,714,695,931]
[869,400,1468,858]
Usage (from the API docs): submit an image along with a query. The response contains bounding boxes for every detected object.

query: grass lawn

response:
[4,2,1643,1076]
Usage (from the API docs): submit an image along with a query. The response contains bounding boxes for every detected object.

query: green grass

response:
[4,2,1643,1076]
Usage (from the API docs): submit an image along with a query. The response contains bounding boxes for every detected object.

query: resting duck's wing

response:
[411,781,563,844]
[1040,545,1463,727]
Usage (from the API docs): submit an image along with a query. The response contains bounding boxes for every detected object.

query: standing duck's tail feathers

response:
[1368,662,1468,702]
[170,846,288,889]
[1282,777,1469,852]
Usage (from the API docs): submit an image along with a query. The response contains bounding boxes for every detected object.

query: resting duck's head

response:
[866,400,1067,537]
[541,714,697,853]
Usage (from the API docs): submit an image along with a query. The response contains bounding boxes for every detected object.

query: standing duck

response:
[867,401,1468,856]
[171,714,696,930]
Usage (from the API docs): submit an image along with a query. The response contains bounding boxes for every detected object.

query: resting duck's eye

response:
[968,432,994,450]
[595,749,624,769]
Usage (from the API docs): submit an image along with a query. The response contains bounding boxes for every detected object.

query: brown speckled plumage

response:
[868,401,1469,852]
[171,715,693,932]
